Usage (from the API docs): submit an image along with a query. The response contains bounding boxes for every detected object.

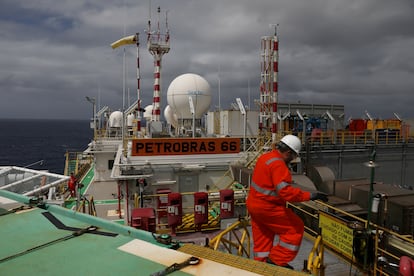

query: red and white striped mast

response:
[271,25,279,143]
[259,24,279,143]
[147,6,170,122]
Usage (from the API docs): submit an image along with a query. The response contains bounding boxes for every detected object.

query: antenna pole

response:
[260,24,279,143]
[147,6,170,122]
[136,33,142,137]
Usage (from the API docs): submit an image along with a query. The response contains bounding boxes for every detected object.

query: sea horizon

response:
[0,118,92,174]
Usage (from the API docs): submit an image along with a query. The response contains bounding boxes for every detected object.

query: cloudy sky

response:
[1,0,414,121]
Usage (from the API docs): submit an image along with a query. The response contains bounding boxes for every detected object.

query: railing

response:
[208,217,251,258]
[373,225,414,276]
[64,151,93,176]
[304,235,325,275]
[280,129,412,146]
[288,201,414,275]
[77,196,97,216]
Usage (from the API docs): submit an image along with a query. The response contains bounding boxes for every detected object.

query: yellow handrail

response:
[76,196,97,216]
[208,217,251,258]
[306,235,325,275]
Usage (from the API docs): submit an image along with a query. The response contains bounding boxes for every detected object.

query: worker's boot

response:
[266,258,294,270]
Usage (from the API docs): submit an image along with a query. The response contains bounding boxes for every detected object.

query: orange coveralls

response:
[68,175,77,197]
[246,150,311,266]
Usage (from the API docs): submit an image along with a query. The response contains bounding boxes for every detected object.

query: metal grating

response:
[178,243,307,275]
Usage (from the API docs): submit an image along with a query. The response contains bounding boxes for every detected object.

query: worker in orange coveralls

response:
[246,134,328,270]
[68,172,77,197]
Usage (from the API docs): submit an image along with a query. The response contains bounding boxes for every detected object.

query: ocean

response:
[0,119,92,174]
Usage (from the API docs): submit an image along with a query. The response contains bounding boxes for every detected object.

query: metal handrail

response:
[306,235,325,276]
[208,217,251,258]
[76,196,97,216]
[288,200,414,275]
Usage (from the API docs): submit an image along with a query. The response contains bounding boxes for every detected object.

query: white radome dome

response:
[108,111,123,128]
[143,105,153,120]
[167,73,211,119]
[127,113,134,127]
[164,105,178,128]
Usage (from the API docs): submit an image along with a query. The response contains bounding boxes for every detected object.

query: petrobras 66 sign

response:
[131,138,240,156]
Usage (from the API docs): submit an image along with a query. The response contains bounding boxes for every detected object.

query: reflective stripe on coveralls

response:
[251,157,290,196]
[253,237,301,259]
[265,157,283,166]
[250,181,289,197]
[279,240,300,251]
[254,251,269,258]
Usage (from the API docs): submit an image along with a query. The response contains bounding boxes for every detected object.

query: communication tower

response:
[259,25,279,143]
[147,6,170,123]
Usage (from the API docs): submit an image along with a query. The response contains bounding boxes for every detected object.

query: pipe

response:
[271,34,278,143]
[117,181,122,219]
[135,33,142,136]
[126,180,130,225]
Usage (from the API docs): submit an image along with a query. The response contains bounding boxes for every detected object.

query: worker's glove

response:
[310,192,329,202]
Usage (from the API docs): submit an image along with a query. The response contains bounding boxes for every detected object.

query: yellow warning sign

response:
[319,212,354,260]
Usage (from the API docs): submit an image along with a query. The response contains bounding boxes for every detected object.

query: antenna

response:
[296,110,304,121]
[269,23,279,36]
[147,0,152,37]
[394,112,402,121]
[157,6,160,36]
[236,98,246,115]
[147,5,170,122]
[260,25,279,142]
[165,10,169,33]
[236,98,247,151]
[148,0,151,22]
[365,110,373,121]
[325,110,335,121]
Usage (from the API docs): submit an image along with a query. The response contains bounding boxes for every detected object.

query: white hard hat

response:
[280,134,301,155]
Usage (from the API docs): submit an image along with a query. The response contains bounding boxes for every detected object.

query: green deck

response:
[0,168,308,276]
[0,191,190,276]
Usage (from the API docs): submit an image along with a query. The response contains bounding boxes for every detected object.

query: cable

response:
[0,226,96,263]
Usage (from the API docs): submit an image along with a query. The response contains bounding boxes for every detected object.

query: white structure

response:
[207,110,259,137]
[164,105,178,128]
[143,105,154,121]
[127,113,134,127]
[108,111,123,128]
[167,73,212,120]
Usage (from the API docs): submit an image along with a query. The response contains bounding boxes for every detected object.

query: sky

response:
[1,0,414,121]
